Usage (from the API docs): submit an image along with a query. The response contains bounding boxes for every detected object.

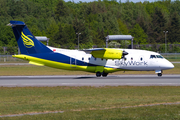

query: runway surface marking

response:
[1,101,180,118]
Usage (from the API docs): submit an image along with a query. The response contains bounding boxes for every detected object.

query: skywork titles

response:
[115,60,148,66]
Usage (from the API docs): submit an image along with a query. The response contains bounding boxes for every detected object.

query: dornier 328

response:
[8,21,174,77]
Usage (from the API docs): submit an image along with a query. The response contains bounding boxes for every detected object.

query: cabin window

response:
[101,58,103,61]
[82,57,84,60]
[94,58,96,61]
[131,57,133,60]
[150,55,156,59]
[88,58,90,60]
[140,57,143,61]
[156,55,163,59]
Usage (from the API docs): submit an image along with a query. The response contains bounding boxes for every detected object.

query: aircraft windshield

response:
[150,55,156,59]
[150,55,164,59]
[156,55,164,59]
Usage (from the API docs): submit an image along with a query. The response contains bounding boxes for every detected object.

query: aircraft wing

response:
[83,48,105,53]
[83,48,127,59]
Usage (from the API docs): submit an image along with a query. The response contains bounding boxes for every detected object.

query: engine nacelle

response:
[91,48,123,59]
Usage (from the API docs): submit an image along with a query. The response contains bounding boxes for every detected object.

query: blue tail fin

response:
[9,21,52,54]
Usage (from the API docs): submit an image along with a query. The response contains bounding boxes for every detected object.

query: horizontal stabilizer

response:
[29,61,44,66]
[13,54,44,66]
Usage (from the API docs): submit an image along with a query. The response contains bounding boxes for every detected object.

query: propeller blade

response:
[123,51,128,56]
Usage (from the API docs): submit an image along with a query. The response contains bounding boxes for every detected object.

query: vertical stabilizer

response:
[9,21,52,54]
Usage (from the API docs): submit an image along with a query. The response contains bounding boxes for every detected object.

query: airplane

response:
[8,21,174,77]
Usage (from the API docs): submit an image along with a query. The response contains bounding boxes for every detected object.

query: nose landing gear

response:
[157,73,162,77]
[156,70,163,77]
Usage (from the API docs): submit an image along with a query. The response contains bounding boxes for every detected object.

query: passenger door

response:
[70,56,76,68]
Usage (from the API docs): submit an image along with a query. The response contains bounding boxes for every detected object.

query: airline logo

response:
[21,32,34,48]
[115,60,148,66]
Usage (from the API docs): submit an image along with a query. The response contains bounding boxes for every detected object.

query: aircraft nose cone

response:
[165,61,174,69]
[169,62,174,69]
[160,59,174,70]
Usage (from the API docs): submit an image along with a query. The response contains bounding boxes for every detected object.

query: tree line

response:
[0,0,180,52]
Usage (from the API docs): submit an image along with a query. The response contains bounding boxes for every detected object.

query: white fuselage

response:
[48,46,174,73]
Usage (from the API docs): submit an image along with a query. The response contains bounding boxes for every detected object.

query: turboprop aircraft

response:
[8,21,174,77]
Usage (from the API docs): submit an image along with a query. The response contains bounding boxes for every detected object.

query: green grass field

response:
[9,105,179,120]
[0,86,180,119]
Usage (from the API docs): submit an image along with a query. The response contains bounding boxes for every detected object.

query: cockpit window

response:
[150,55,156,59]
[150,55,164,59]
[156,55,164,59]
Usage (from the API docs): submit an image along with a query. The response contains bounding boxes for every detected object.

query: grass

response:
[0,65,94,76]
[1,105,180,120]
[6,105,180,120]
[0,63,179,76]
[0,86,180,119]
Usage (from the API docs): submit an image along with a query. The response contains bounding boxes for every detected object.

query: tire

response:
[96,72,101,77]
[102,72,108,77]
[157,73,162,77]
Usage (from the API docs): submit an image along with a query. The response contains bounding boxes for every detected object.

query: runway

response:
[0,75,180,87]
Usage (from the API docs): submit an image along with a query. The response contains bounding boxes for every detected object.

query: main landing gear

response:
[96,72,108,77]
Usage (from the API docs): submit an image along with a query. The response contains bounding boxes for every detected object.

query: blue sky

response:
[64,0,175,3]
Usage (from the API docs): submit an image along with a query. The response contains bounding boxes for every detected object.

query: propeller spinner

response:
[122,50,128,59]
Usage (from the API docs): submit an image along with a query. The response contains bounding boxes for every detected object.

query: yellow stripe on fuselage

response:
[12,54,122,73]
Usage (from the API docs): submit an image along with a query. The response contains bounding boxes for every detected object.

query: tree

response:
[55,0,69,19]
[46,20,59,46]
[117,19,129,35]
[73,17,92,46]
[52,23,63,47]
[148,7,167,43]
[61,24,76,45]
[130,24,147,44]
[167,11,180,43]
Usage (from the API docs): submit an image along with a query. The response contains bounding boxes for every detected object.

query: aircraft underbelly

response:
[119,66,150,71]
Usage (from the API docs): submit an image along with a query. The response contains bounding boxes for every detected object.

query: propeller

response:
[122,50,128,59]
[120,50,128,66]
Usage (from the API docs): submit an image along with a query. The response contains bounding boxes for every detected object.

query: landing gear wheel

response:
[157,73,162,77]
[96,72,102,77]
[102,72,108,77]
